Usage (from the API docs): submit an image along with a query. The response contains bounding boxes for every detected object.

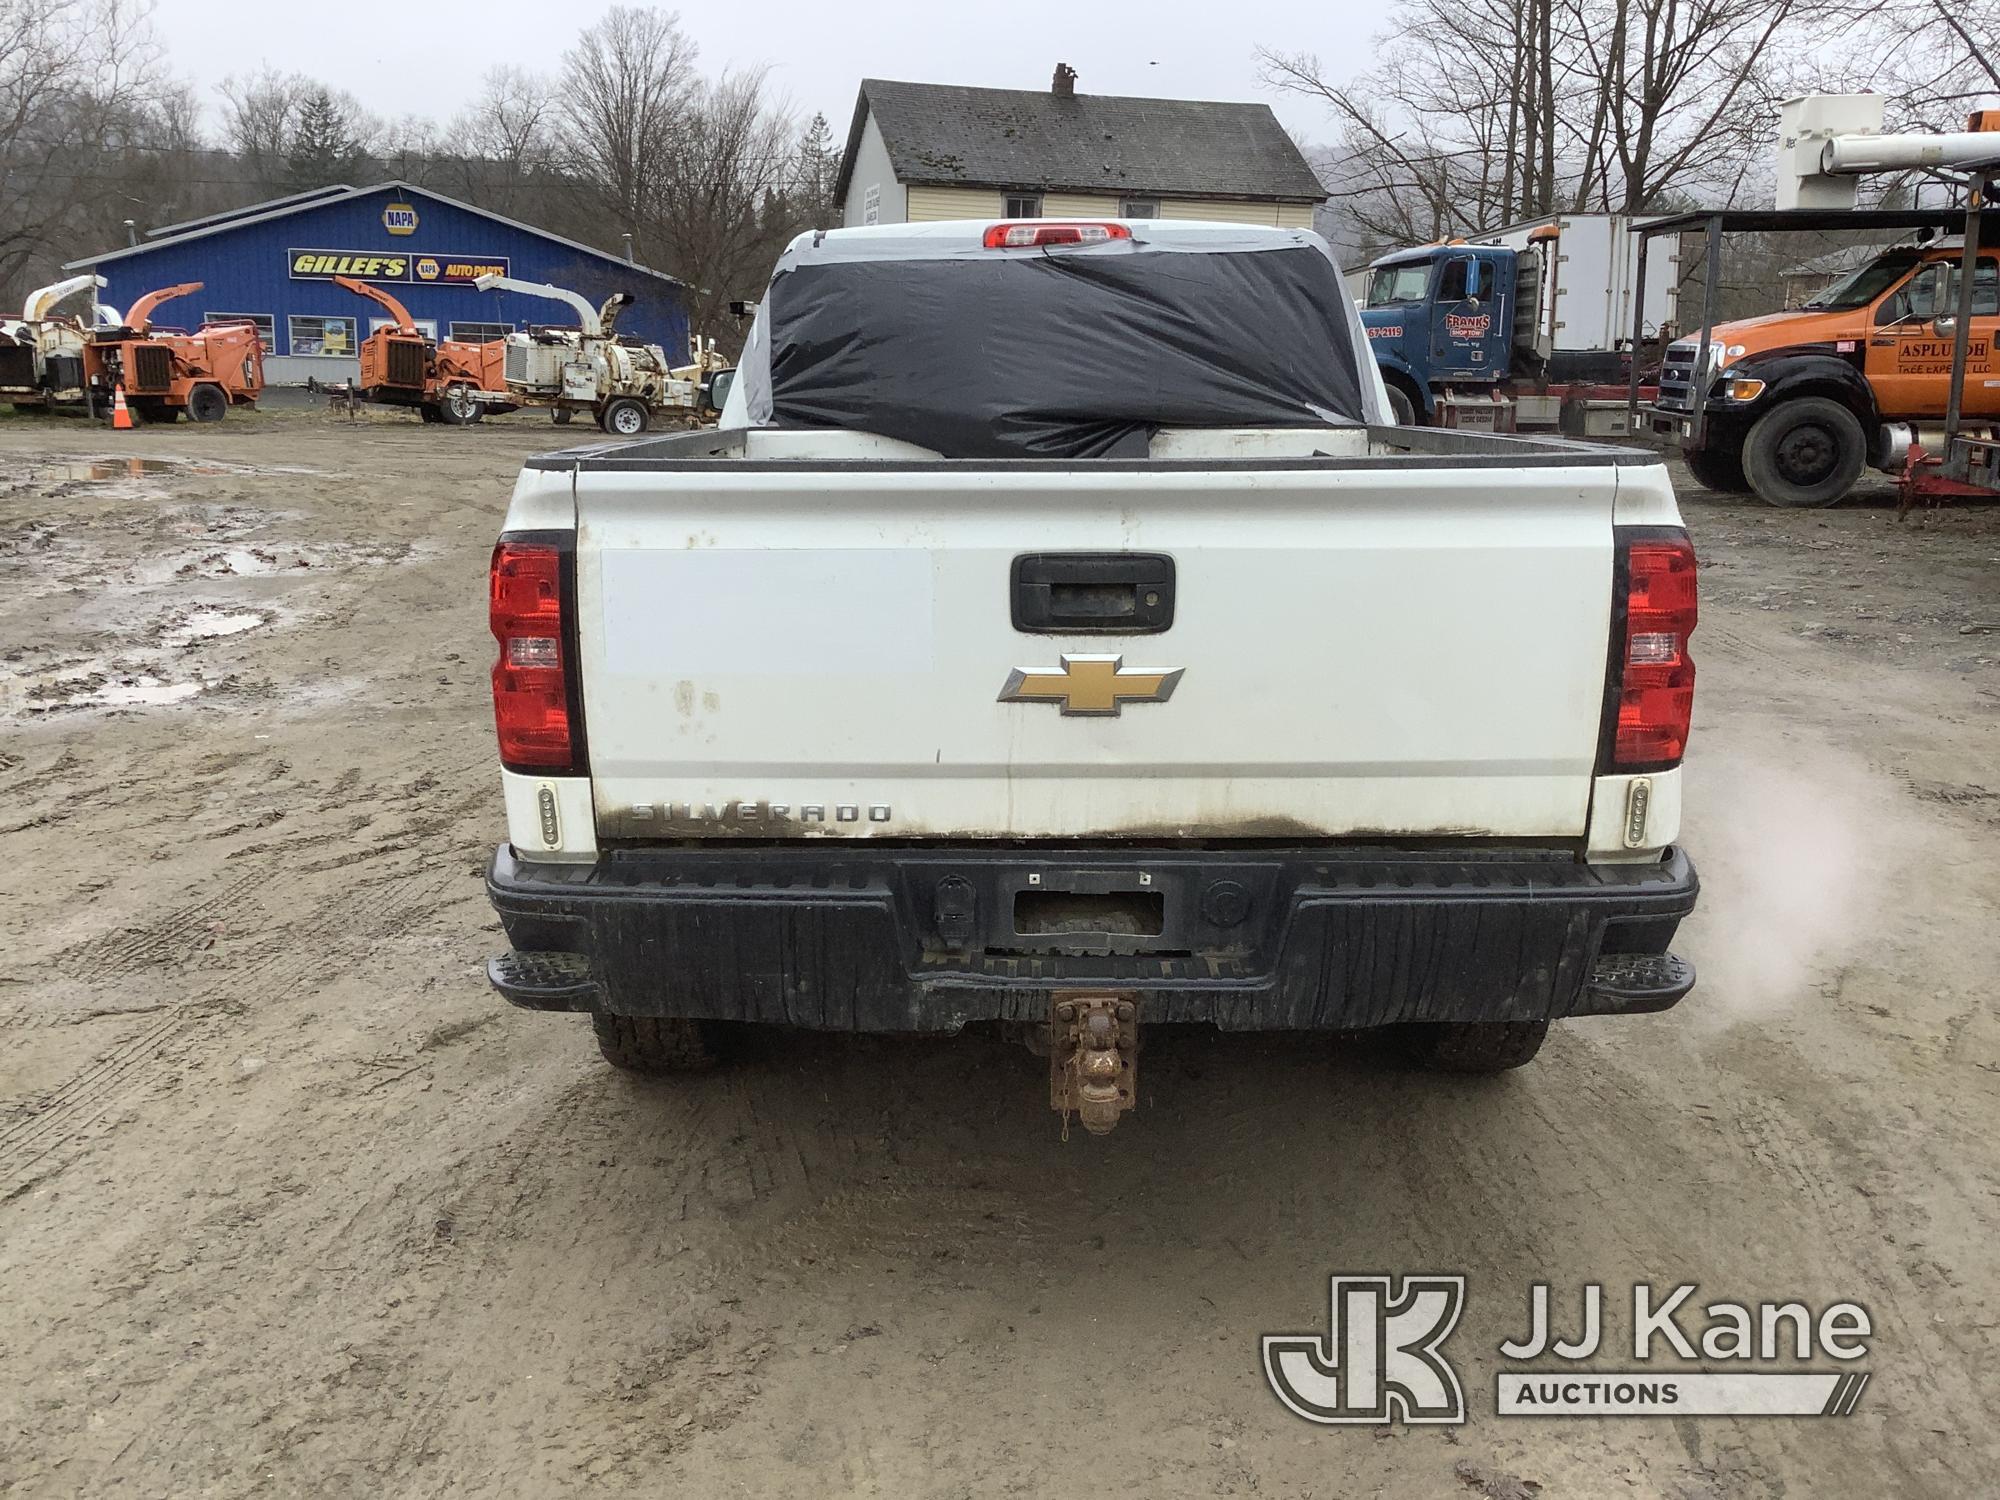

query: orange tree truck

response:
[1655,238,1997,506]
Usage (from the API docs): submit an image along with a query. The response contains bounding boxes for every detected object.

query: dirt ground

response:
[1,405,1996,1499]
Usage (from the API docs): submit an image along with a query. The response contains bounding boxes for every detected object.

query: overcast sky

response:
[146,0,1359,145]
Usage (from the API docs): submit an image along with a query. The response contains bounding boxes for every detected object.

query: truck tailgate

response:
[573,462,1617,841]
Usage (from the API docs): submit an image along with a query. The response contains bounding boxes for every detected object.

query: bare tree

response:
[557,6,700,243]
[0,0,177,301]
[439,67,561,215]
[1262,0,1855,247]
[218,69,303,192]
[1582,0,1821,211]
[641,66,799,343]
[217,70,380,195]
[1261,0,1580,250]
[460,70,558,172]
[91,79,218,239]
[1846,0,1999,129]
[373,113,447,188]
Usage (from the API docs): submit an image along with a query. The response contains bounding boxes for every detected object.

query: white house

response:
[836,67,1326,230]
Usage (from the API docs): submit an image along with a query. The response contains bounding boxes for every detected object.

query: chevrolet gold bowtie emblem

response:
[998,654,1185,716]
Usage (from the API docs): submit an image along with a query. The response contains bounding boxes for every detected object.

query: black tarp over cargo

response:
[757,238,1372,459]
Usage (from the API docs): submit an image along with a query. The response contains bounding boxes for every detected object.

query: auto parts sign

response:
[288,250,511,284]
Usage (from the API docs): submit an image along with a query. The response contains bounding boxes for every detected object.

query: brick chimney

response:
[1052,63,1077,97]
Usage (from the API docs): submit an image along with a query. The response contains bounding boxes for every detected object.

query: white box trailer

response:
[1472,213,1680,351]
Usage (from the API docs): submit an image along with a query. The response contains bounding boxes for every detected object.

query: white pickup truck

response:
[483,219,1698,1134]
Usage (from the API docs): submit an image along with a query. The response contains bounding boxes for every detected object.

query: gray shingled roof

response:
[837,78,1326,205]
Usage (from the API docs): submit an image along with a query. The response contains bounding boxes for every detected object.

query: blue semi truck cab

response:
[1358,240,1551,427]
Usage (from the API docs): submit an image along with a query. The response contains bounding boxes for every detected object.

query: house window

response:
[288,315,357,357]
[1121,196,1160,218]
[204,313,274,352]
[1004,193,1042,219]
[370,316,438,341]
[448,321,511,343]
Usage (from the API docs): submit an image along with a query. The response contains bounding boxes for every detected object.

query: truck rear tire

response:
[590,1013,727,1074]
[186,383,227,423]
[1400,1019,1548,1073]
[1742,397,1864,508]
[1685,444,1747,493]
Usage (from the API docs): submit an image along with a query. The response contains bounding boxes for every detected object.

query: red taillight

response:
[1612,530,1697,768]
[490,540,576,771]
[981,221,1133,249]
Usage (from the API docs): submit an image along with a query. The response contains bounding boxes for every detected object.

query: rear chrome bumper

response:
[486,841,1697,1032]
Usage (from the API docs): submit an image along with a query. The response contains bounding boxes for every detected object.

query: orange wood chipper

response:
[332,276,514,424]
[83,282,265,422]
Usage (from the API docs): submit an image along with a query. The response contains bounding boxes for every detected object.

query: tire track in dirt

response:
[9,869,491,1490]
[2,870,276,1195]
[48,870,270,981]
[0,785,479,1204]
[328,1054,832,1495]
[0,1010,187,1198]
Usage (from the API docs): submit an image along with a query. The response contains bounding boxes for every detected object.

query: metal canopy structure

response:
[1633,208,1969,236]
[1624,200,1996,446]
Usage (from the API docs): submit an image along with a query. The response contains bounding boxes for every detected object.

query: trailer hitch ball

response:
[1050,993,1139,1137]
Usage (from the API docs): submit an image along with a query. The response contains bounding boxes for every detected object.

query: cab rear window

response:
[764,245,1371,459]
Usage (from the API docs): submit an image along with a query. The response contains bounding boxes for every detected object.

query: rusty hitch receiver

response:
[1050,994,1139,1136]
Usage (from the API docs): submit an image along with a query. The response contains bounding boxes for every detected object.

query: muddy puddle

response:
[161,608,270,647]
[0,446,391,721]
[3,604,274,718]
[133,543,359,582]
[33,456,319,482]
[6,659,212,714]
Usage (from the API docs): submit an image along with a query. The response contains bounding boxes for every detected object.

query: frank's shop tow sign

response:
[287,249,511,285]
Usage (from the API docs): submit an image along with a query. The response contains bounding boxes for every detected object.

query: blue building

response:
[66,181,690,385]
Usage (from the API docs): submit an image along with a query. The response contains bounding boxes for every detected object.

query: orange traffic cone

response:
[110,383,133,431]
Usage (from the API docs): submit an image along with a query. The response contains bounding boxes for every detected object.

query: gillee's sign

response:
[287,249,511,285]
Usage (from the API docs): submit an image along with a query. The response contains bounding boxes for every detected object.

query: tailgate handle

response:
[1011,553,1175,634]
